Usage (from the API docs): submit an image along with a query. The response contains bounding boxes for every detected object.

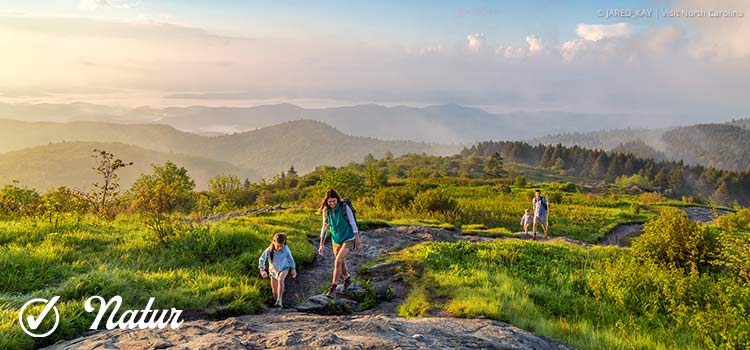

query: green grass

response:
[0,209,318,350]
[393,240,750,350]
[460,224,515,238]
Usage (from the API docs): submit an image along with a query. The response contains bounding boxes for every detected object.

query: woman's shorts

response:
[332,239,355,256]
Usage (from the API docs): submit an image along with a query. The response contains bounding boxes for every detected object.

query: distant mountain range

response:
[0,119,459,190]
[0,142,254,191]
[531,119,750,171]
[0,101,672,143]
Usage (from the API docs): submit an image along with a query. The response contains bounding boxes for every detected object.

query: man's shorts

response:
[534,214,547,225]
[332,239,355,256]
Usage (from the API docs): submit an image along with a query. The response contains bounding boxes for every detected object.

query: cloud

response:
[561,23,635,62]
[674,0,750,60]
[79,0,142,10]
[494,34,543,59]
[576,22,632,41]
[467,33,486,52]
[526,35,543,54]
[496,45,526,59]
[0,14,748,120]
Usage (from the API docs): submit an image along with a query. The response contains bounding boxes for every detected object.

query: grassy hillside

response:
[0,142,256,191]
[0,210,319,349]
[0,119,461,179]
[0,119,203,155]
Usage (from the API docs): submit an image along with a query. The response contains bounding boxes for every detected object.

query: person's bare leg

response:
[332,245,351,285]
[532,221,537,240]
[271,277,278,301]
[543,223,548,239]
[341,246,350,281]
[277,270,289,304]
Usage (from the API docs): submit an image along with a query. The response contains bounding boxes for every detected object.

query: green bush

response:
[374,186,415,212]
[514,176,527,187]
[0,183,41,217]
[412,189,458,214]
[632,208,718,273]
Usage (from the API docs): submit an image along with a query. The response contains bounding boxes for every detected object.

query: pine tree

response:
[484,152,509,179]
[710,181,731,206]
[540,147,552,168]
[654,168,668,189]
[592,153,608,178]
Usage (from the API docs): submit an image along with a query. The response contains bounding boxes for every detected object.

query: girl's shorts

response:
[269,267,291,279]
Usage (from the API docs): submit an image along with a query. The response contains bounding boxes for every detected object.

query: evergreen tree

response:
[484,152,509,179]
[592,153,608,178]
[710,181,731,206]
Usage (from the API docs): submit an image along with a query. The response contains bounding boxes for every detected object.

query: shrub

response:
[317,169,366,199]
[514,176,527,187]
[0,182,41,217]
[630,202,641,215]
[632,208,718,273]
[717,208,750,233]
[547,191,563,205]
[615,174,651,189]
[412,189,458,214]
[555,182,578,193]
[374,186,415,212]
[639,192,665,203]
[498,184,512,194]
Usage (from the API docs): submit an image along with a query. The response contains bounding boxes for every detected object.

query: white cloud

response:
[467,33,486,52]
[526,35,543,54]
[496,45,526,59]
[675,0,750,60]
[79,0,142,10]
[560,23,635,62]
[494,34,542,59]
[576,22,632,42]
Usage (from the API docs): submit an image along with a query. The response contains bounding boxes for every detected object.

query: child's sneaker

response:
[274,299,282,308]
[325,283,337,297]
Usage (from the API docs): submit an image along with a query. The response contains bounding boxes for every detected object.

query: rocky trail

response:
[43,226,575,350]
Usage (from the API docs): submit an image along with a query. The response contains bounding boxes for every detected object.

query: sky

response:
[0,0,748,121]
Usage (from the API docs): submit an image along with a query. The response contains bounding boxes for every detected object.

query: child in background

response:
[259,233,297,308]
[520,209,533,235]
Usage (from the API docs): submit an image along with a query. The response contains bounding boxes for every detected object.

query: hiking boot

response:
[342,276,352,292]
[325,283,337,297]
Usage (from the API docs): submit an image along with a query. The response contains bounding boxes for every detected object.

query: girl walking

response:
[259,233,297,307]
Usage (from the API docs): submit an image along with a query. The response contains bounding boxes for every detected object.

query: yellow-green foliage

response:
[394,240,750,350]
[0,209,318,350]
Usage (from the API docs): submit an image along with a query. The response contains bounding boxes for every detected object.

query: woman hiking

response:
[318,189,362,297]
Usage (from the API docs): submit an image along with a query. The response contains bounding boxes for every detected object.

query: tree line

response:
[463,141,750,206]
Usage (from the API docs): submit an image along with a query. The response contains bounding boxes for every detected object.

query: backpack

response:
[535,196,548,211]
[340,198,357,225]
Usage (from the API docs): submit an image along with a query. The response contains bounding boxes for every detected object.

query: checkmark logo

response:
[19,296,61,338]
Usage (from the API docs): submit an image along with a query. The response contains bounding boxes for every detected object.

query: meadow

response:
[0,210,318,349]
[1,157,748,350]
[393,209,750,350]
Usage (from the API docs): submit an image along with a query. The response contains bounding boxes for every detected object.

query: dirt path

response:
[43,226,576,350]
[600,224,643,247]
